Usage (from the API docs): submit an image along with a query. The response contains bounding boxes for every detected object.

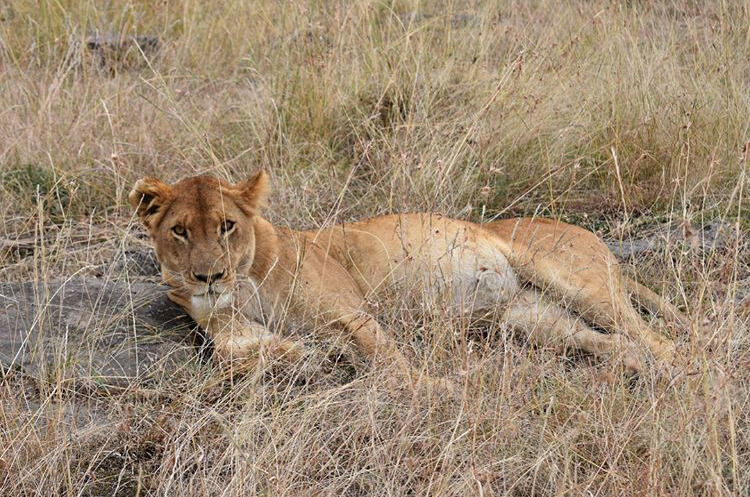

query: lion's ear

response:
[128,177,173,225]
[237,170,270,212]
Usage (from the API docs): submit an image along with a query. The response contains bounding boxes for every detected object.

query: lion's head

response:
[128,172,269,308]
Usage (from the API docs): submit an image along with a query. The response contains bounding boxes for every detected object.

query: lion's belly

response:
[340,214,521,312]
[393,236,520,312]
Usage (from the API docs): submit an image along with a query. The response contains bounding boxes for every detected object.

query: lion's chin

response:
[191,291,233,317]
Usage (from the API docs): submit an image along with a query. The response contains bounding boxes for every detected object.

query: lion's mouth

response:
[194,289,221,297]
[192,282,233,298]
[190,289,233,313]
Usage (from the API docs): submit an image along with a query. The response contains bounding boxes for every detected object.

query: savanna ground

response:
[1,0,749,495]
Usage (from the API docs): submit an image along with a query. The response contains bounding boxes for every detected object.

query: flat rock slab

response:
[0,278,197,384]
[605,220,735,259]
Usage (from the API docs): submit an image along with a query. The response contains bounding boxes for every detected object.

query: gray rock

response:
[86,34,160,55]
[64,33,160,71]
[0,278,197,385]
[606,220,750,307]
[605,220,735,259]
[115,248,161,277]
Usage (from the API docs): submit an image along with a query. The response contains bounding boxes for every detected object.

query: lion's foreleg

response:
[338,311,455,394]
[207,313,304,369]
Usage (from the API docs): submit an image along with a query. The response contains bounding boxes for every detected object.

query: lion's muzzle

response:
[190,290,233,319]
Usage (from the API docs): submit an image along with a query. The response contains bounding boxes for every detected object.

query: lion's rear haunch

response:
[130,172,687,390]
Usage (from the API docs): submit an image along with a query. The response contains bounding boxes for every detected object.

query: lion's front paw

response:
[213,328,305,370]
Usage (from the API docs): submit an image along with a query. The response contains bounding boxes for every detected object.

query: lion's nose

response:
[192,270,225,284]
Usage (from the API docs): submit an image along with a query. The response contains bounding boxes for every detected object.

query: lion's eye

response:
[221,220,235,236]
[172,225,187,238]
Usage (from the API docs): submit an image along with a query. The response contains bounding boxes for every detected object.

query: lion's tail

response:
[623,276,690,332]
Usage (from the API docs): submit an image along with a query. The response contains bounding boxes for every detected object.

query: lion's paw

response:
[214,332,306,369]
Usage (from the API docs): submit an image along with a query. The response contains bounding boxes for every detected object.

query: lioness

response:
[129,172,686,389]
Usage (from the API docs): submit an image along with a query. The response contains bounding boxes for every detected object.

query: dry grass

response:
[0,0,749,495]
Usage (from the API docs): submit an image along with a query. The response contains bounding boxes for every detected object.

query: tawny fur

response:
[129,172,686,391]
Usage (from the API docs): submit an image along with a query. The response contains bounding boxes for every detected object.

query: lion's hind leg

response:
[569,282,678,368]
[504,289,644,375]
[623,276,689,331]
